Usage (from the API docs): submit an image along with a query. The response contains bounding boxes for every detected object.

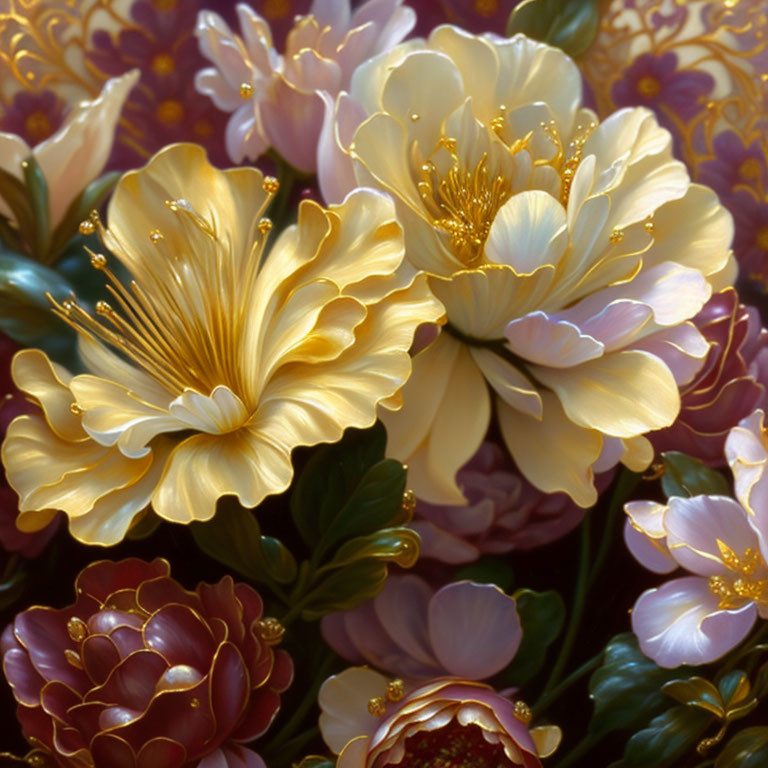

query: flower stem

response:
[543,513,591,694]
[532,651,602,718]
[552,733,601,768]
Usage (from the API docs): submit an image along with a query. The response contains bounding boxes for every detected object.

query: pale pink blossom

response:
[195,0,416,171]
[627,411,768,667]
[321,576,521,681]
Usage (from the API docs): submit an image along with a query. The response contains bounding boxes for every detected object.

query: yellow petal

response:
[532,349,680,438]
[530,725,562,758]
[469,347,542,419]
[499,392,602,507]
[11,349,84,441]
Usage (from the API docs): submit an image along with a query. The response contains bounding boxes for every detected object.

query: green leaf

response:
[662,677,725,718]
[455,556,515,592]
[506,0,600,57]
[190,501,297,585]
[660,452,730,498]
[294,758,335,768]
[21,156,50,260]
[0,250,78,363]
[0,166,35,250]
[48,171,120,261]
[621,705,712,767]
[589,633,697,738]
[322,527,420,571]
[716,727,768,768]
[501,589,565,687]
[0,559,27,612]
[301,559,389,620]
[290,423,407,560]
[126,510,162,540]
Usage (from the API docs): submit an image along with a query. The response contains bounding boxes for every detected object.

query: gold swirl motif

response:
[0,0,136,106]
[581,0,767,193]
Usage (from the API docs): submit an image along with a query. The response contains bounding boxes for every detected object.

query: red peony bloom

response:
[648,289,768,465]
[1,558,293,767]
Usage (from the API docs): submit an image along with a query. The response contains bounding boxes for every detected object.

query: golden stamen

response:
[401,489,416,515]
[256,617,285,646]
[79,219,95,235]
[513,700,532,724]
[368,696,387,716]
[386,678,405,702]
[64,649,83,669]
[239,82,254,99]
[67,616,88,642]
[262,176,280,194]
[610,228,625,244]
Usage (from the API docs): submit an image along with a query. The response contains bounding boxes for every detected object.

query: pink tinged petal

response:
[632,323,710,387]
[726,411,768,525]
[210,642,250,742]
[66,699,104,738]
[321,614,367,665]
[632,577,757,668]
[409,520,480,564]
[559,300,653,351]
[39,679,81,723]
[215,745,268,768]
[373,575,438,669]
[136,738,187,768]
[428,582,522,679]
[505,311,604,368]
[81,634,121,686]
[665,495,758,576]
[234,583,264,625]
[625,500,667,539]
[144,605,217,672]
[195,68,242,112]
[75,558,170,603]
[486,190,568,274]
[226,104,268,164]
[337,735,370,768]
[624,519,677,574]
[261,79,325,172]
[89,732,137,768]
[318,91,366,204]
[86,649,168,711]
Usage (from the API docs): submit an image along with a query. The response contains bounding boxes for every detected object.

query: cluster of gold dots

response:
[609,228,624,244]
[258,217,273,234]
[239,82,254,99]
[368,678,406,716]
[401,489,416,515]
[150,229,164,244]
[257,617,285,646]
[263,176,280,194]
[513,700,532,724]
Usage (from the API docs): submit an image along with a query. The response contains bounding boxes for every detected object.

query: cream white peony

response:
[320,27,736,507]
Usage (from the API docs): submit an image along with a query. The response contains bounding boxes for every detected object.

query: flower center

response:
[756,225,768,251]
[419,146,513,267]
[397,721,514,768]
[151,53,175,75]
[708,540,768,609]
[739,157,762,181]
[156,99,184,125]
[24,109,52,142]
[637,76,662,98]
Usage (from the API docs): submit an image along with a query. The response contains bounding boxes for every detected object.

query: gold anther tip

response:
[190,697,201,708]
[165,199,179,212]
[67,616,88,642]
[386,679,405,702]
[513,700,532,724]
[256,617,285,646]
[79,219,95,236]
[70,402,84,415]
[368,696,387,716]
[262,176,280,194]
[401,489,416,515]
[95,300,112,315]
[609,228,624,244]
[64,649,83,669]
[149,229,163,244]
[62,301,74,312]
[239,82,254,99]
[90,252,107,269]
[410,113,420,121]
[258,217,273,234]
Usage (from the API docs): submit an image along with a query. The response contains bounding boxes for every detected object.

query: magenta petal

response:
[269,649,293,692]
[230,688,280,742]
[144,605,217,672]
[67,700,105,739]
[233,583,263,625]
[81,634,121,686]
[136,577,199,615]
[86,649,167,710]
[89,610,143,635]
[198,578,245,645]
[90,732,138,768]
[321,614,366,665]
[110,626,145,659]
[428,581,522,680]
[136,737,187,768]
[210,642,249,742]
[76,558,169,603]
[40,679,81,722]
[3,646,45,705]
[212,745,267,768]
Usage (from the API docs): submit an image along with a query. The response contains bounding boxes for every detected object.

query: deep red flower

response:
[1,558,293,767]
[648,289,768,465]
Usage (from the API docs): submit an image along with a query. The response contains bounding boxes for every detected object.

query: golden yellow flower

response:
[327,28,736,506]
[1,143,442,545]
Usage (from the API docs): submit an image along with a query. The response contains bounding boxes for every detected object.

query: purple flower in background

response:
[648,289,768,466]
[410,442,590,564]
[0,91,65,146]
[730,191,768,283]
[322,576,522,682]
[612,51,714,121]
[699,131,768,201]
